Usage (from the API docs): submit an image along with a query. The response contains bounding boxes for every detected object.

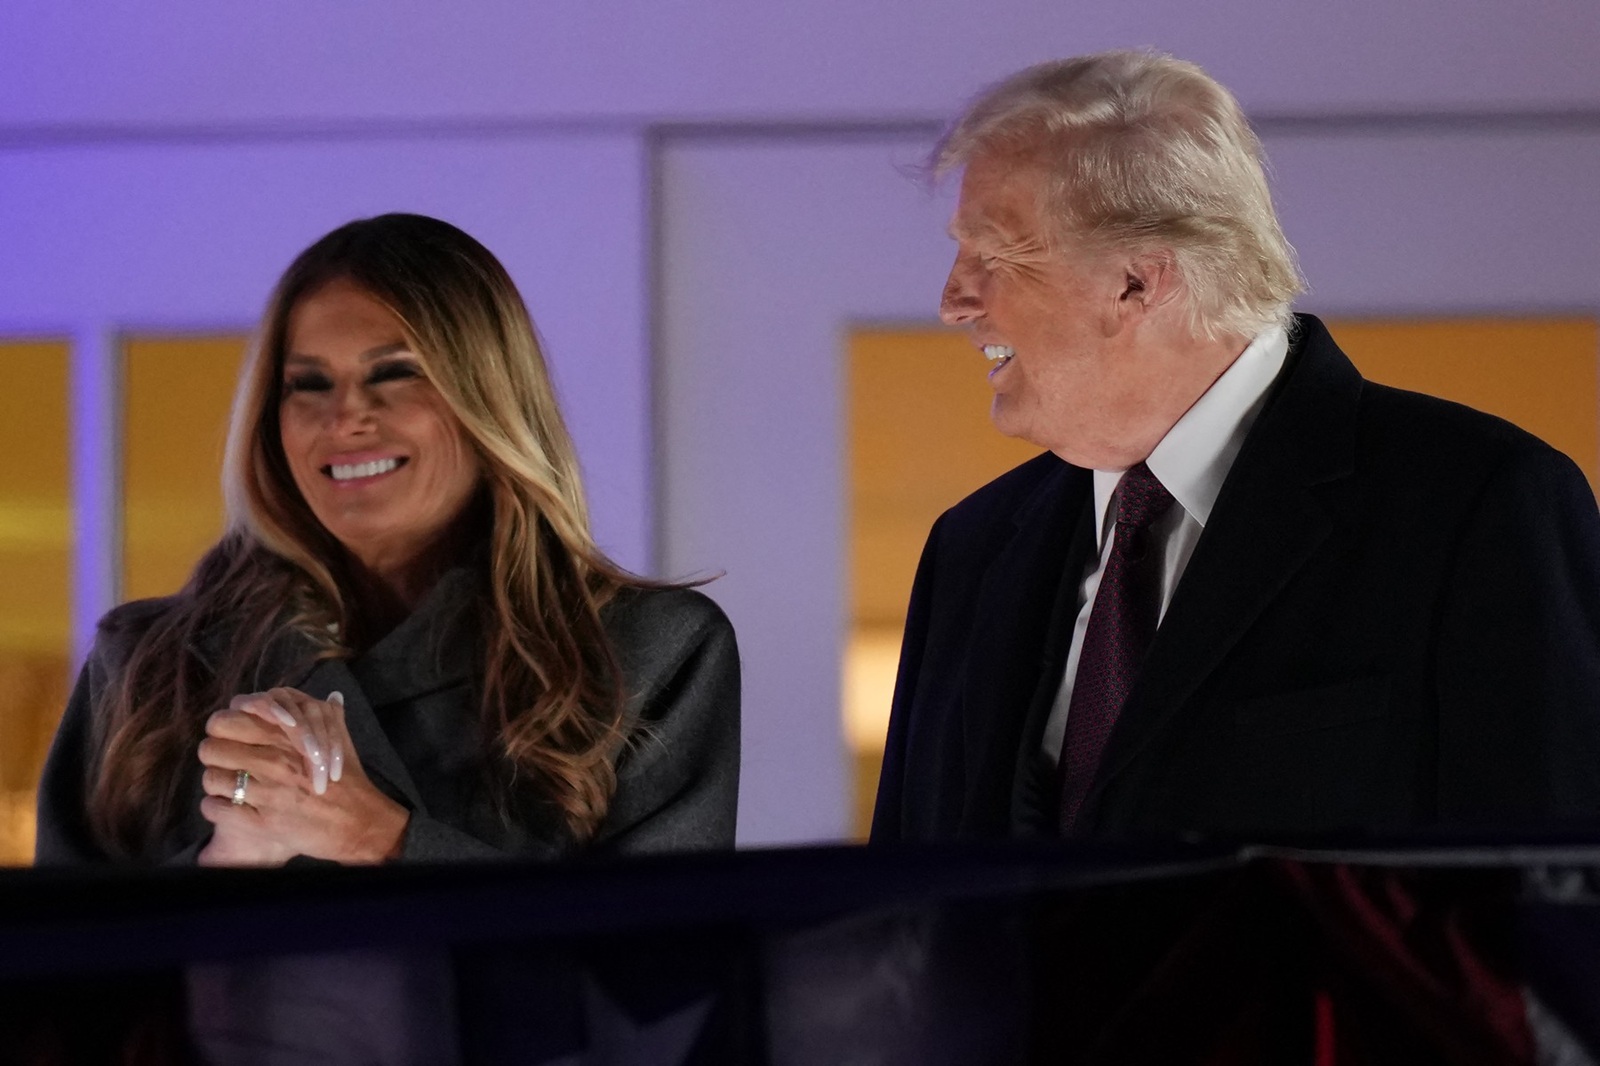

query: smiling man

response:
[871,51,1600,843]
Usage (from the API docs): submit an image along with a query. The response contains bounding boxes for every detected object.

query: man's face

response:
[939,153,1162,468]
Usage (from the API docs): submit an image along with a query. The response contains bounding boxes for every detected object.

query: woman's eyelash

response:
[283,373,332,393]
[281,363,420,393]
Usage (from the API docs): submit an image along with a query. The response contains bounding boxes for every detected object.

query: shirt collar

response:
[1090,324,1289,548]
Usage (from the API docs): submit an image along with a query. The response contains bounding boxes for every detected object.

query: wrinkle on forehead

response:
[992,229,1052,265]
[950,213,1052,271]
[950,158,1056,259]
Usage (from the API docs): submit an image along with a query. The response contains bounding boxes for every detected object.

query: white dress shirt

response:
[1038,325,1291,762]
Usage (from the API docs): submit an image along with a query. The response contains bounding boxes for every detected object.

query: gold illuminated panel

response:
[850,331,1042,629]
[846,330,1039,837]
[1327,318,1599,494]
[122,336,248,602]
[845,318,1600,840]
[0,341,71,865]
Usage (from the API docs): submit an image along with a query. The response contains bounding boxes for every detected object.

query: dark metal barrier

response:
[5,837,1600,1064]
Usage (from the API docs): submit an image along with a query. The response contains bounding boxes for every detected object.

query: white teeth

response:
[329,458,401,482]
[983,344,1016,362]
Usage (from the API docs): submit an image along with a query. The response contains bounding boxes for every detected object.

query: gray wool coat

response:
[34,569,741,865]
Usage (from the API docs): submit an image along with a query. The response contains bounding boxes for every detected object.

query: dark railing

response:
[5,837,1600,1064]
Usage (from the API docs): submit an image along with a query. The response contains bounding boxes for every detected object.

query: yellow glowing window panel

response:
[845,318,1600,839]
[849,330,1041,630]
[123,336,248,602]
[847,329,1039,837]
[0,340,71,865]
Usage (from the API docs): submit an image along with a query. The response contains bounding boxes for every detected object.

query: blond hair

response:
[934,50,1303,340]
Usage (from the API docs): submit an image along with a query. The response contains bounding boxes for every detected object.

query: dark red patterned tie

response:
[1059,462,1176,832]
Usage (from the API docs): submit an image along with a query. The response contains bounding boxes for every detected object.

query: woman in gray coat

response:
[36,213,740,867]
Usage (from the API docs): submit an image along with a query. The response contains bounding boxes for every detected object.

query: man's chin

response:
[990,412,1108,468]
[989,403,1049,451]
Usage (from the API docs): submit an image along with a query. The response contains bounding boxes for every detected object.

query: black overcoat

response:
[873,314,1600,842]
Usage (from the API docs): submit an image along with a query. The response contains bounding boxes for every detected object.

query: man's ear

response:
[1118,250,1181,311]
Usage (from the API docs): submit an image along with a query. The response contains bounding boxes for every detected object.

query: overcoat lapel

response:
[1083,317,1363,820]
[285,566,483,814]
[291,657,426,812]
[958,460,1094,833]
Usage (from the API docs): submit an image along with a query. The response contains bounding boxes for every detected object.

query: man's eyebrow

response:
[948,215,1012,244]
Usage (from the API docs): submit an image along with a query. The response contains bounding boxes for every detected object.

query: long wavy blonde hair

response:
[90,214,639,857]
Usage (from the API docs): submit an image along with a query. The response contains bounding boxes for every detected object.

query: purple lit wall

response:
[2,0,1598,845]
[3,1,1598,122]
[0,138,651,665]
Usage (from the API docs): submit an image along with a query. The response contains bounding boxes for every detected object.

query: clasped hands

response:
[196,687,409,867]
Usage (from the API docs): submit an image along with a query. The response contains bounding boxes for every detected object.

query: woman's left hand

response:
[197,688,410,865]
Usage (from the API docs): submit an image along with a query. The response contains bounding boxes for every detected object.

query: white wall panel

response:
[2,1,1597,128]
[1266,128,1600,314]
[658,135,956,846]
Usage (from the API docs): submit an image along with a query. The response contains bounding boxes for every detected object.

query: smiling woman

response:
[33,214,740,868]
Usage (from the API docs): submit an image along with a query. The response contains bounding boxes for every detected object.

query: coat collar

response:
[1079,313,1363,824]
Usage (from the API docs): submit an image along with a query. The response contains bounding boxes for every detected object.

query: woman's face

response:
[278,278,483,577]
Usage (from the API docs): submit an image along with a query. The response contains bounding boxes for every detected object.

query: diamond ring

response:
[231,769,250,806]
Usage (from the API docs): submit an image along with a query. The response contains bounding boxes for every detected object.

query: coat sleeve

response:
[32,644,112,865]
[397,813,516,861]
[34,610,210,867]
[1435,441,1600,825]
[591,588,742,855]
[869,513,946,844]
